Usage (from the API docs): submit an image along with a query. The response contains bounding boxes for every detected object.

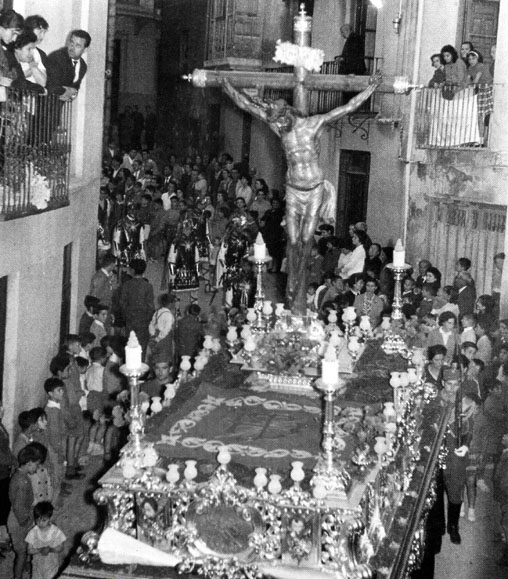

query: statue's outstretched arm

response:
[318,72,383,127]
[220,78,269,124]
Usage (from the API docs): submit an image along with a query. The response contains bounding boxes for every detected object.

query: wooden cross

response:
[184,5,390,314]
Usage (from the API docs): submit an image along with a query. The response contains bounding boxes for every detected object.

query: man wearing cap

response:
[441,370,480,545]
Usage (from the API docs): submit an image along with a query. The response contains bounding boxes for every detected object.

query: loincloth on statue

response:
[286,180,335,223]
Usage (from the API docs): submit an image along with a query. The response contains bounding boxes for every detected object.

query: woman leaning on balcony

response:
[0,9,24,87]
[466,50,494,128]
[441,44,467,96]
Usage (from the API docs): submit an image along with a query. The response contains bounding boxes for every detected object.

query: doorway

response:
[336,150,371,238]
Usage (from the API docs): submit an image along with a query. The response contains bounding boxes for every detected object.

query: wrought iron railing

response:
[0,88,72,220]
[415,84,493,149]
[264,57,383,114]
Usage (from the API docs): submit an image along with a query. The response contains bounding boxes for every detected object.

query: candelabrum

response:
[248,255,272,329]
[120,362,150,456]
[311,377,350,501]
[386,263,411,320]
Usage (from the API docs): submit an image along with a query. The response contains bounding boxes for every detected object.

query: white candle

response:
[321,344,339,385]
[125,331,142,371]
[393,238,406,267]
[253,232,267,260]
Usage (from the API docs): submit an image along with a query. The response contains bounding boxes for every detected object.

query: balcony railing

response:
[264,57,383,115]
[415,84,493,149]
[0,89,72,220]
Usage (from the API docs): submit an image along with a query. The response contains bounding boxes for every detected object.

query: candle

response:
[393,238,406,267]
[253,232,267,260]
[125,331,142,371]
[321,343,339,385]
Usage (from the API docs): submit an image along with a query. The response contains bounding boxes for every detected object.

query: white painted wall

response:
[0,1,108,434]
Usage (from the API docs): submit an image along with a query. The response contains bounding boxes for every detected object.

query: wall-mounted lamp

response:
[393,76,424,94]
[392,0,403,34]
[392,12,402,34]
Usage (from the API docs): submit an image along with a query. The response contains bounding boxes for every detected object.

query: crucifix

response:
[184,4,387,315]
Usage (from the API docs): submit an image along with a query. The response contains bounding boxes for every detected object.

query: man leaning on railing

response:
[46,29,91,102]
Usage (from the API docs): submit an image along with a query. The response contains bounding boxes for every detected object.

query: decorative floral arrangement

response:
[250,331,321,375]
[27,163,51,209]
[273,40,324,72]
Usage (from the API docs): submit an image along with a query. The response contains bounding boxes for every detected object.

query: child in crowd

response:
[307,282,318,312]
[75,356,90,412]
[86,347,108,457]
[78,295,100,336]
[49,353,86,481]
[461,341,478,362]
[416,283,436,319]
[28,442,53,506]
[25,501,66,579]
[12,410,37,457]
[43,378,67,504]
[460,313,477,344]
[78,332,96,362]
[90,304,109,347]
[30,408,65,502]
[8,444,42,579]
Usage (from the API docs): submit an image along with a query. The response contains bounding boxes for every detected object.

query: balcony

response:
[0,89,72,221]
[264,57,383,115]
[415,85,493,149]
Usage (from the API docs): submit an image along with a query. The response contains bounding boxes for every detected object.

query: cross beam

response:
[183,68,396,95]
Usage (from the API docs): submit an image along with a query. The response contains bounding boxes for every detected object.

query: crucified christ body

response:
[220,73,382,314]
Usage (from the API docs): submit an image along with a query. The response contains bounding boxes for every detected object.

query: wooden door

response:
[59,243,72,346]
[463,0,499,66]
[336,150,370,238]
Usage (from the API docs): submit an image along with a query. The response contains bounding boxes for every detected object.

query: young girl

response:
[25,501,66,579]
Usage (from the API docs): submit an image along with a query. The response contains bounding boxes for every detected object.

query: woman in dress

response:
[427,311,459,365]
[338,230,367,279]
[423,344,447,390]
[466,50,493,136]
[425,266,442,291]
[441,44,467,91]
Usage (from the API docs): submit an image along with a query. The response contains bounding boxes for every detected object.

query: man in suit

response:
[89,253,117,309]
[47,29,91,102]
[455,271,476,317]
[337,24,366,75]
